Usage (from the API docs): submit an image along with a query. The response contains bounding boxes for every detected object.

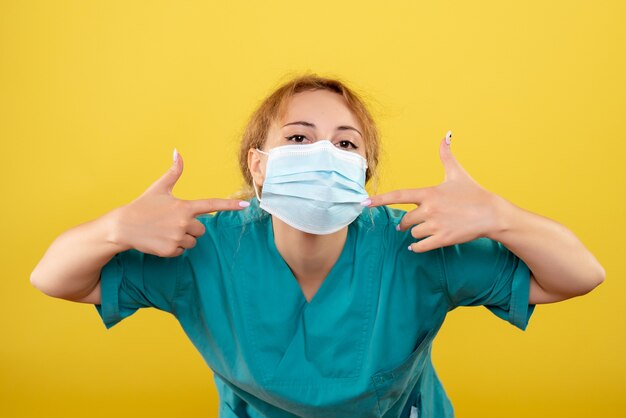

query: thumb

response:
[146,148,184,195]
[439,132,476,184]
[439,131,464,182]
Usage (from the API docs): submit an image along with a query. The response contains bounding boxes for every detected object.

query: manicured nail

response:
[445,130,452,145]
[239,201,250,208]
[173,148,179,162]
[360,199,372,206]
[408,245,413,252]
[395,224,401,231]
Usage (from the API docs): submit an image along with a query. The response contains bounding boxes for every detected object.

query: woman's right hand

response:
[111,149,250,258]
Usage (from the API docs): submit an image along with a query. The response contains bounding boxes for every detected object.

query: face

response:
[248,89,366,188]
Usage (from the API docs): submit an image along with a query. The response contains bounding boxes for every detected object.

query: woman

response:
[31,74,606,418]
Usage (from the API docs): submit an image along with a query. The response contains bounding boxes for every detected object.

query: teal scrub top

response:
[94,196,536,418]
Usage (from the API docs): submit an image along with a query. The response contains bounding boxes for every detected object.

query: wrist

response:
[101,206,133,253]
[485,193,518,242]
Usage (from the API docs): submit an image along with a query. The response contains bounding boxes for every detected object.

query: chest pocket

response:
[371,328,438,417]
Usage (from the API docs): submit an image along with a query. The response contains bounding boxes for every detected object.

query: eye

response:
[285,134,310,144]
[336,140,358,150]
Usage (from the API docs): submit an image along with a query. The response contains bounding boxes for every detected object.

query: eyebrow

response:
[282,120,363,138]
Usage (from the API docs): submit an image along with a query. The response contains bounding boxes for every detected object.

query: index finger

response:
[366,188,431,208]
[187,198,250,215]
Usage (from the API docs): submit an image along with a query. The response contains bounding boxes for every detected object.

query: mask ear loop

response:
[252,178,262,203]
[252,148,269,203]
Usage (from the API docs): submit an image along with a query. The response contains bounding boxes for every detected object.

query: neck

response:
[271,215,347,285]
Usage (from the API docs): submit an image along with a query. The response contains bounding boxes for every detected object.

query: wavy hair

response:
[230,72,381,200]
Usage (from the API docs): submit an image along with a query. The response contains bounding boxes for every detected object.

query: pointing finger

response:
[365,188,432,208]
[187,198,250,215]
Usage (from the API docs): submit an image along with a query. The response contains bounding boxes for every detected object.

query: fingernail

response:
[445,130,452,145]
[239,201,250,208]
[173,148,179,163]
[360,199,372,206]
[408,245,413,252]
[395,224,401,231]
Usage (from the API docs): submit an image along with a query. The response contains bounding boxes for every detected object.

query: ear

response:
[247,148,266,187]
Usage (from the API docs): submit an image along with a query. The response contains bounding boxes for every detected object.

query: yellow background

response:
[2,1,624,417]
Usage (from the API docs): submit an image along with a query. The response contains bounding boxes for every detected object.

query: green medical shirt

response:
[94,197,536,418]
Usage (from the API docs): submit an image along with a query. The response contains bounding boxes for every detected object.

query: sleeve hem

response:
[508,258,536,331]
[172,252,183,317]
[94,253,125,330]
[486,256,536,331]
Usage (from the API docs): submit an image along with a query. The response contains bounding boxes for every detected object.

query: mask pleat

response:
[255,140,369,235]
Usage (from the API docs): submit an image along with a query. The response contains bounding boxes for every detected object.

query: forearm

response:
[486,195,605,297]
[30,207,130,299]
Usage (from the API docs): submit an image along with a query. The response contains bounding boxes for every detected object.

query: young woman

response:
[31,74,605,418]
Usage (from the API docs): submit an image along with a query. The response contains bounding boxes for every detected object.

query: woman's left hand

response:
[364,133,506,253]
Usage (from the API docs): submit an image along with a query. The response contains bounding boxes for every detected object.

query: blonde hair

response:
[230,72,381,200]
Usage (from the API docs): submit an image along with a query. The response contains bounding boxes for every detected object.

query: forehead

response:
[278,89,361,129]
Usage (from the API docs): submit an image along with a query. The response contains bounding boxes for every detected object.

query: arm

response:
[489,195,606,304]
[366,134,604,306]
[31,149,248,309]
[30,207,129,304]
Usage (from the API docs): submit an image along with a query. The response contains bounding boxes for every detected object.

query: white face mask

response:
[253,140,369,235]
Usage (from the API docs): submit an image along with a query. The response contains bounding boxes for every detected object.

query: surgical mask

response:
[252,140,369,235]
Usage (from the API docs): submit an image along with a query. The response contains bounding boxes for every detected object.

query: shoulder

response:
[360,204,445,282]
[191,197,271,260]
[355,204,407,231]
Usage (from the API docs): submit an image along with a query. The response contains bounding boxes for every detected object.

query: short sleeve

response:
[94,248,180,330]
[437,237,536,331]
